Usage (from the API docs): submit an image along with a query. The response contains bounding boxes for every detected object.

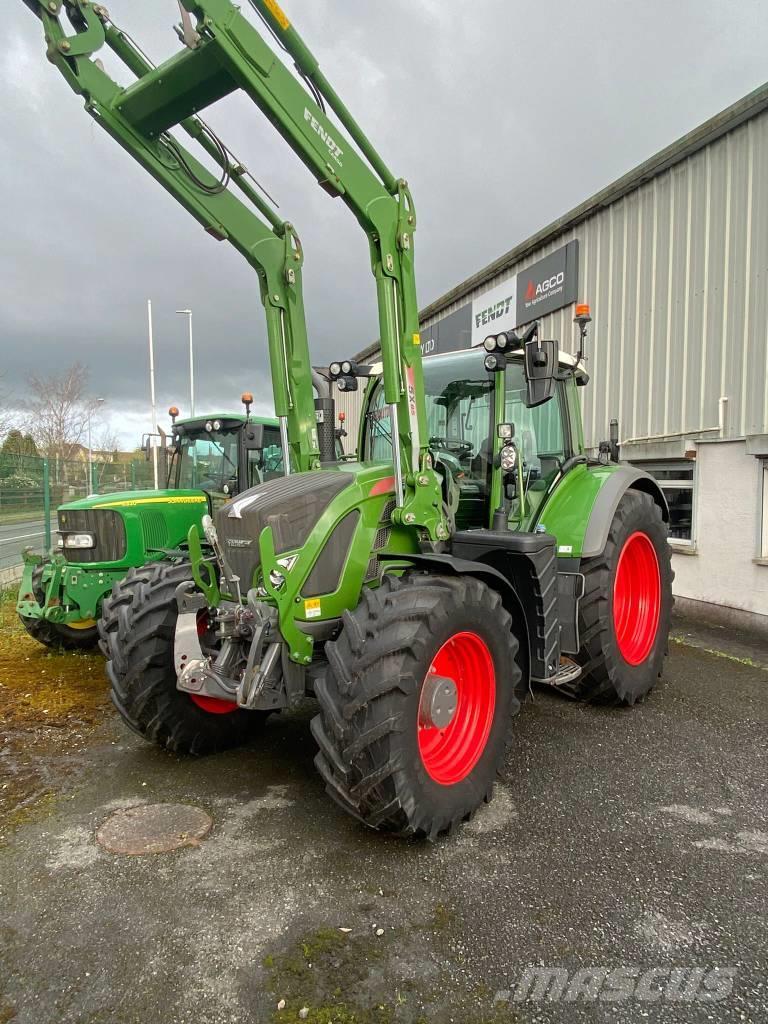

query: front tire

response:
[311,574,521,839]
[572,490,673,705]
[99,560,266,755]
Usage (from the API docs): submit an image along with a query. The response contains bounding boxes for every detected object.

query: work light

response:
[500,445,517,473]
[329,362,342,377]
[483,336,496,352]
[341,360,352,374]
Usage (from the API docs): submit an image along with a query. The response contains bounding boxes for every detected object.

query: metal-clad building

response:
[340,83,768,629]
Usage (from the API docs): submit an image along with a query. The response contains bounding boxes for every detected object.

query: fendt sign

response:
[470,278,518,346]
[516,240,579,323]
[421,240,580,355]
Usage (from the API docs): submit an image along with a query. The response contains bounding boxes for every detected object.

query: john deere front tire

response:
[18,566,99,650]
[99,560,266,755]
[311,574,521,838]
[573,490,673,705]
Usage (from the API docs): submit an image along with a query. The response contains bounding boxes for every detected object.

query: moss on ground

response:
[0,587,110,832]
[0,588,107,727]
[260,919,523,1024]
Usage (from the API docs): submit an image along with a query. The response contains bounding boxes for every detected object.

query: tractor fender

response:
[581,466,669,558]
[381,552,531,688]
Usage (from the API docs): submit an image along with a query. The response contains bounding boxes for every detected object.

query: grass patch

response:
[0,587,107,728]
[0,586,109,832]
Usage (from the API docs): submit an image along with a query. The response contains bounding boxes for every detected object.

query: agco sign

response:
[516,241,579,322]
[524,272,565,302]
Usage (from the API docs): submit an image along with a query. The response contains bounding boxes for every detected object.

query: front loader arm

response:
[28,1,319,472]
[28,0,446,539]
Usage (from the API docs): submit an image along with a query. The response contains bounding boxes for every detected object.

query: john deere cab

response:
[25,0,673,839]
[16,403,280,650]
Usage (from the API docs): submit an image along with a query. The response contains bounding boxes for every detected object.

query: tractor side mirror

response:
[524,338,559,408]
[242,423,265,450]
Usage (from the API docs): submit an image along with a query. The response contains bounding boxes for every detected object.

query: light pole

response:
[176,308,194,416]
[87,397,106,493]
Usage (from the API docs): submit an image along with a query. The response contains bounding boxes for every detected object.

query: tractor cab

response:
[361,346,583,531]
[168,411,282,502]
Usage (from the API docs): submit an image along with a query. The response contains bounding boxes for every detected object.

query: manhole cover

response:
[96,803,212,855]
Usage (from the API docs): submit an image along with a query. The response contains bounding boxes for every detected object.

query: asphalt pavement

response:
[0,517,54,571]
[0,636,766,1023]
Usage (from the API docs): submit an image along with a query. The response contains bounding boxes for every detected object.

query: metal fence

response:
[0,453,156,573]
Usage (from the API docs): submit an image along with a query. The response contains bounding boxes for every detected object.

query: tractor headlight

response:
[205,420,213,431]
[64,532,96,549]
[341,360,352,375]
[495,332,509,351]
[500,445,517,473]
[213,419,222,431]
[484,353,499,372]
[497,422,514,440]
[483,336,496,352]
[329,361,342,377]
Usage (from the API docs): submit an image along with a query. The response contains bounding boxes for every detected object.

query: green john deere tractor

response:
[25,0,673,838]
[16,403,282,650]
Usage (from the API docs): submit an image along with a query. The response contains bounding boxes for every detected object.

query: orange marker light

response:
[338,411,346,422]
[241,392,254,405]
[168,405,179,419]
[575,303,591,318]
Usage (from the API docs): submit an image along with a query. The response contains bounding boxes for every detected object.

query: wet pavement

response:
[0,626,766,1023]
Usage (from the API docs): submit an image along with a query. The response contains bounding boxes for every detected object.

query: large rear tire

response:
[99,560,267,755]
[311,574,521,839]
[18,565,99,651]
[571,490,673,705]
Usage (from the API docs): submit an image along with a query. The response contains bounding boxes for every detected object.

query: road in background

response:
[0,518,55,572]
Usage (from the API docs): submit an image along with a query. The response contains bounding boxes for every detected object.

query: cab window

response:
[363,354,495,528]
[247,427,283,486]
[504,362,569,525]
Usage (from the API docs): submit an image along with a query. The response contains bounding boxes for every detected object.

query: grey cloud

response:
[2,0,767,447]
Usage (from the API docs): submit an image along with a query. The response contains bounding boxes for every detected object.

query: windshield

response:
[364,350,570,528]
[176,428,241,494]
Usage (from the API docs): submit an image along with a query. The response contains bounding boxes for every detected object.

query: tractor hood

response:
[59,489,209,512]
[56,489,210,569]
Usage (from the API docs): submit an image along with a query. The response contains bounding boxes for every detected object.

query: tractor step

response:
[544,657,582,687]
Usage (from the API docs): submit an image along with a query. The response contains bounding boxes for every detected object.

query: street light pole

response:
[176,308,194,416]
[87,397,106,494]
[148,299,159,490]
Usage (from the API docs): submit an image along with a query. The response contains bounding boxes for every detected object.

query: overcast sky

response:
[2,0,767,447]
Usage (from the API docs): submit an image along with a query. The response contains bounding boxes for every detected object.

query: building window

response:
[632,460,696,544]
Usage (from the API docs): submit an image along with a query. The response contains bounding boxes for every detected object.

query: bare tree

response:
[0,375,17,441]
[93,424,121,460]
[26,363,96,461]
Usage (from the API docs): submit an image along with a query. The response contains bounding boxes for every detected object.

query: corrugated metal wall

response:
[348,105,768,457]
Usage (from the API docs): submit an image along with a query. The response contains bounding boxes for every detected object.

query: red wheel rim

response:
[417,631,495,786]
[189,610,237,715]
[613,531,661,665]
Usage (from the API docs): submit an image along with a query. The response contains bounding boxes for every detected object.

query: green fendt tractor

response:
[16,402,281,650]
[26,0,672,837]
